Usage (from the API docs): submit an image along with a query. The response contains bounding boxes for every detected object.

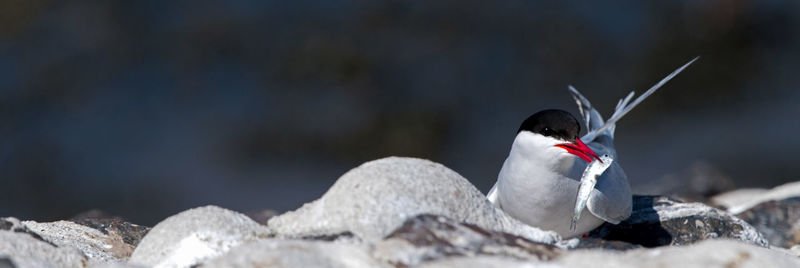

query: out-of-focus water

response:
[1,0,798,225]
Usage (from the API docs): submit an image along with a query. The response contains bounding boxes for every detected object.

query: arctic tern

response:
[487,57,698,237]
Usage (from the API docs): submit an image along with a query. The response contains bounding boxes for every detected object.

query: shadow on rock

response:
[588,195,767,248]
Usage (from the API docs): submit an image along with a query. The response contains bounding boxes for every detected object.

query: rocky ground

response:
[2,157,799,267]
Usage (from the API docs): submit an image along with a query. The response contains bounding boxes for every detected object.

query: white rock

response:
[711,188,768,210]
[714,181,800,214]
[205,239,386,268]
[22,220,127,265]
[268,157,558,244]
[128,205,271,268]
[554,239,800,268]
[0,230,87,268]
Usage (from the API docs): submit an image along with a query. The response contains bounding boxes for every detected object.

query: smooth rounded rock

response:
[128,205,271,268]
[205,239,385,268]
[267,157,558,244]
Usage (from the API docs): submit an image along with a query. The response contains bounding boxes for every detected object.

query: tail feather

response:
[607,91,635,136]
[574,57,699,143]
[614,91,635,118]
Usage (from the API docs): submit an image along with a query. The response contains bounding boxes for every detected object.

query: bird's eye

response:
[540,127,554,136]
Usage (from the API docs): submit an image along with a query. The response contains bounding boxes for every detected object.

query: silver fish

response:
[571,154,614,231]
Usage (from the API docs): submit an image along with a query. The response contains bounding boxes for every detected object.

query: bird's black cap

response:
[518,109,580,141]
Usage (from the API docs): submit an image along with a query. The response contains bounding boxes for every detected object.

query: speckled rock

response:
[69,211,150,248]
[204,239,385,268]
[736,197,800,248]
[588,195,768,247]
[0,230,87,268]
[22,220,132,264]
[372,214,561,267]
[1,218,52,246]
[710,181,800,249]
[268,157,558,244]
[2,214,149,266]
[128,205,272,268]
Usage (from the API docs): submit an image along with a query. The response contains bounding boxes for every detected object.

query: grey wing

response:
[586,162,632,224]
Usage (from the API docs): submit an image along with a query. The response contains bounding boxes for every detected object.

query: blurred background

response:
[1,0,798,226]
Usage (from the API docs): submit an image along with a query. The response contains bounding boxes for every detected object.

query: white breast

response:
[490,132,625,238]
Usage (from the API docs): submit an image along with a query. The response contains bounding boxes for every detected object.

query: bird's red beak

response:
[554,139,602,163]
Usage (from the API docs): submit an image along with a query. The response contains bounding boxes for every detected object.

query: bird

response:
[487,57,698,238]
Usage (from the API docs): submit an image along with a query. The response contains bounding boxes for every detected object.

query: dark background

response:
[1,0,798,226]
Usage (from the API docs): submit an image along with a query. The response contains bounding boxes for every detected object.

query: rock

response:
[91,264,147,268]
[268,157,557,244]
[1,218,52,246]
[710,188,768,210]
[588,195,768,247]
[735,197,800,248]
[128,205,272,268]
[715,181,800,214]
[554,239,800,268]
[791,245,800,256]
[0,230,87,268]
[22,220,134,264]
[204,239,384,268]
[301,231,357,242]
[3,215,148,265]
[0,219,11,230]
[372,214,561,267]
[421,239,800,268]
[417,256,541,268]
[568,238,643,251]
[69,210,151,247]
[709,181,800,249]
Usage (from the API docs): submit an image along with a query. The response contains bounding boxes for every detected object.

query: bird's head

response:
[516,109,601,163]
